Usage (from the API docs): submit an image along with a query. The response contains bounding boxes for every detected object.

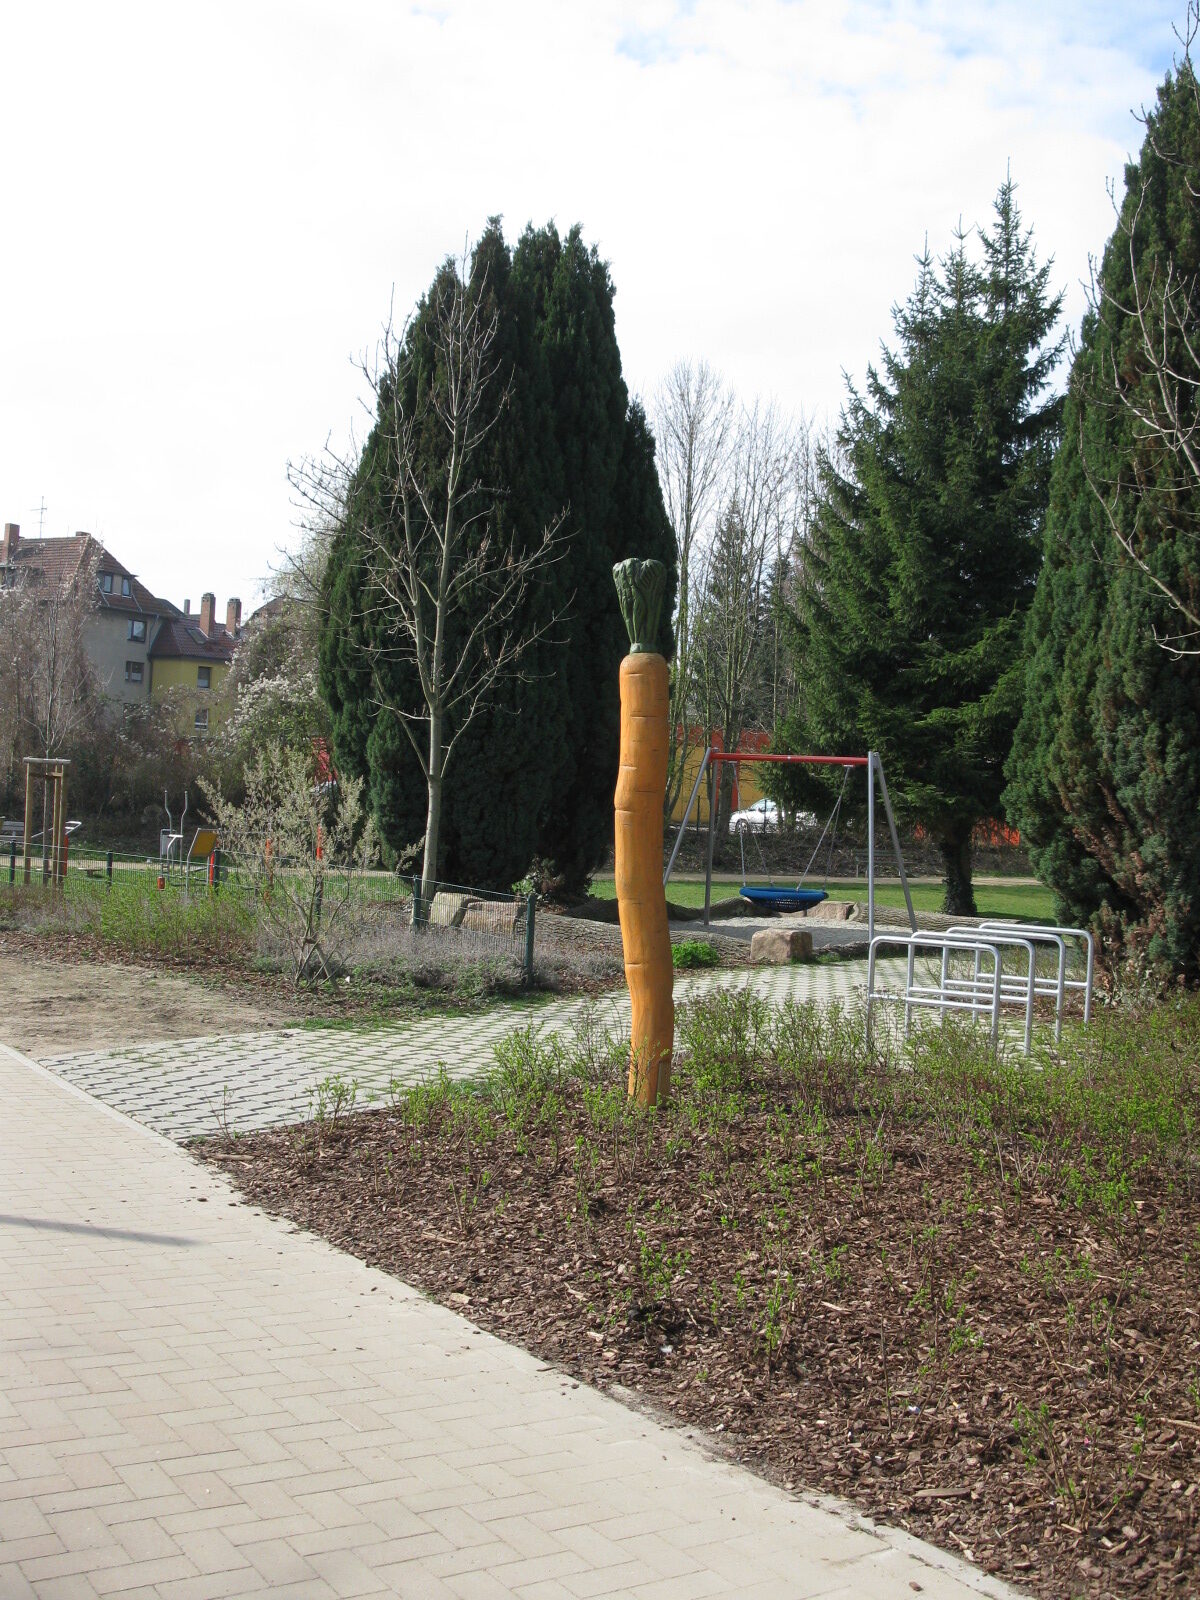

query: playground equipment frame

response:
[664,748,916,945]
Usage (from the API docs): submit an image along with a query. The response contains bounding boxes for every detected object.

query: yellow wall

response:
[149,658,231,736]
[670,743,766,824]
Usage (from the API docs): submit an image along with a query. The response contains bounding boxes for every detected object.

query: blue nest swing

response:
[735,766,852,914]
[738,883,828,912]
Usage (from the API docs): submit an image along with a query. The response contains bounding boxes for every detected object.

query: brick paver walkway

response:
[40,961,907,1143]
[1,1042,1020,1599]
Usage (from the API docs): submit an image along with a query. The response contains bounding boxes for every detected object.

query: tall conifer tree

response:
[778,181,1063,912]
[1005,59,1200,978]
[319,222,674,892]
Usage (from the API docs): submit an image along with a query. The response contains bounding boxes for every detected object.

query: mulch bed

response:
[198,1054,1200,1600]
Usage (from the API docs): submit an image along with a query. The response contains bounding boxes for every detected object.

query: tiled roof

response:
[147,617,237,664]
[6,533,176,618]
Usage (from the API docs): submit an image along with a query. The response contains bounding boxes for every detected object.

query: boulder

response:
[815,900,854,921]
[461,899,521,937]
[429,891,472,928]
[750,928,814,964]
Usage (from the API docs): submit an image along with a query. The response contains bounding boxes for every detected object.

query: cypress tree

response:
[318,221,674,892]
[777,181,1063,913]
[1005,62,1200,978]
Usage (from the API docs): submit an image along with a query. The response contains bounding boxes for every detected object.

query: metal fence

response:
[0,840,537,982]
[410,877,536,980]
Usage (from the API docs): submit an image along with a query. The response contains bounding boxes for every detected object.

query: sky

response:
[0,0,1183,612]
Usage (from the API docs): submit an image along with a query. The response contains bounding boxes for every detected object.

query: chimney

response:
[199,592,215,637]
[226,597,242,635]
[184,598,190,615]
[1,523,18,564]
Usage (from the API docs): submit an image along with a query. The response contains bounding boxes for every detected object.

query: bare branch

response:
[309,247,568,891]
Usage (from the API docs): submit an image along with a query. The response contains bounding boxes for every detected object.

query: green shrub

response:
[672,938,720,970]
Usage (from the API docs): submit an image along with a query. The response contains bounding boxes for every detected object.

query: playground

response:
[2,603,1194,1600]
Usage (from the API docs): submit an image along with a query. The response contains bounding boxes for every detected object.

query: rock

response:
[750,928,814,964]
[816,900,854,921]
[461,899,521,937]
[429,891,472,928]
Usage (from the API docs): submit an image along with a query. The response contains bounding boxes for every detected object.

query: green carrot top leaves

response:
[613,559,668,655]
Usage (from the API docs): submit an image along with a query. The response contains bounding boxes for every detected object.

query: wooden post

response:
[58,764,69,887]
[50,765,64,887]
[21,763,33,885]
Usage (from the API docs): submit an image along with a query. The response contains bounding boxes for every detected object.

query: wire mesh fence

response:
[0,840,537,983]
[410,878,536,980]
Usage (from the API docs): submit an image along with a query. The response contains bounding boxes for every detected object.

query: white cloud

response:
[0,0,1182,605]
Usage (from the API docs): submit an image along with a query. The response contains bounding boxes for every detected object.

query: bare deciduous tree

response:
[0,542,100,810]
[653,360,734,819]
[25,547,99,759]
[296,258,565,896]
[203,742,376,983]
[694,401,803,853]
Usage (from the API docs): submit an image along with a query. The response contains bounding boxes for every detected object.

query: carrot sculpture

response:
[613,558,674,1106]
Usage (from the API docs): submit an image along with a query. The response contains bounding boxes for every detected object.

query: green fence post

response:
[8,841,15,884]
[412,874,423,929]
[105,851,113,889]
[524,891,536,984]
[212,849,222,895]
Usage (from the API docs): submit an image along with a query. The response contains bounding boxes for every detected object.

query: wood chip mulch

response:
[197,1066,1200,1600]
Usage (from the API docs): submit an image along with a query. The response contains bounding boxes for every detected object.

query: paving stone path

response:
[41,959,910,1143]
[0,1041,1020,1599]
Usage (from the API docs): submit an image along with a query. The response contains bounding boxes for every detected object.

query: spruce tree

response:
[1005,61,1200,978]
[777,181,1063,913]
[318,221,674,892]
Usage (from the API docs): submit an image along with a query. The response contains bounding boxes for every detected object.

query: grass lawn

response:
[591,875,1058,921]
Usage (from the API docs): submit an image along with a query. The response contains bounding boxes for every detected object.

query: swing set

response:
[664,748,916,944]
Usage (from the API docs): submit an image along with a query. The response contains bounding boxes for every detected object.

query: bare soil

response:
[0,905,643,1060]
[0,938,294,1057]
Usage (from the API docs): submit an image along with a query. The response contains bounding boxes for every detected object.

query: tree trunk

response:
[421,707,444,908]
[939,828,977,917]
[710,762,735,867]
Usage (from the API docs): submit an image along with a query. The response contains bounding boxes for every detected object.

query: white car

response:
[729,798,779,833]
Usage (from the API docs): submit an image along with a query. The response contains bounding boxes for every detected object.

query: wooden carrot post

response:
[612,558,674,1106]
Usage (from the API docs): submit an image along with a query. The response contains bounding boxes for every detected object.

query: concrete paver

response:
[0,1041,1022,1600]
[39,961,904,1142]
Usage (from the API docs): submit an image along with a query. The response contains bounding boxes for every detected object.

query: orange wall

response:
[670,730,769,823]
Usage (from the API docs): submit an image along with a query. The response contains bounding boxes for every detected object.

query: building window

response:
[128,619,146,642]
[121,576,131,597]
[194,708,209,734]
[124,661,143,684]
[99,572,113,593]
[197,666,211,690]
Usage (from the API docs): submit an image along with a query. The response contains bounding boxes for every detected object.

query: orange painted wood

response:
[614,651,674,1104]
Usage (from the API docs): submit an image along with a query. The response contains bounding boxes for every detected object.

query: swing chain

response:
[738,763,854,892]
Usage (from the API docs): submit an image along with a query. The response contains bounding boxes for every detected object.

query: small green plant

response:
[708,1277,723,1328]
[1014,1399,1082,1513]
[632,1222,690,1308]
[308,1072,358,1127]
[760,1263,795,1370]
[672,939,720,970]
[209,1084,240,1144]
[573,1134,601,1219]
[819,1242,848,1286]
